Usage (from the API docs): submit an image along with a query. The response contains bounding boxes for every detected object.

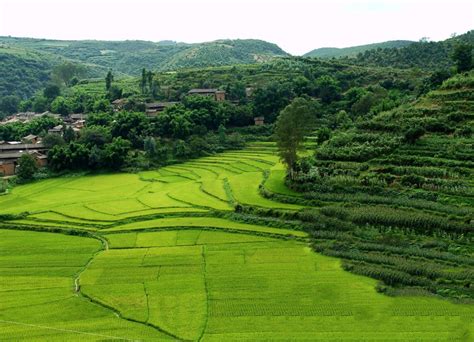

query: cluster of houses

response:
[0,111,58,126]
[0,113,88,177]
[1,88,265,177]
[112,88,264,125]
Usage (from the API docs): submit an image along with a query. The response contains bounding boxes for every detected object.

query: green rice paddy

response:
[0,143,472,340]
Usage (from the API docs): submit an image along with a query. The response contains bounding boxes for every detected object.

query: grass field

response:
[0,143,473,341]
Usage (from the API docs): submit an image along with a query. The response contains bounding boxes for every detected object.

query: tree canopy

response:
[274,97,316,176]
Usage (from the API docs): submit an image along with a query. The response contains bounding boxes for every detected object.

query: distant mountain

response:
[303,40,414,58]
[349,31,474,69]
[0,37,289,98]
[0,37,288,75]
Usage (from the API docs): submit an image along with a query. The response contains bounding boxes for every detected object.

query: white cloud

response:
[0,0,472,55]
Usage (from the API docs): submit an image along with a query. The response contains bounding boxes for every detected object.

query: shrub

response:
[403,126,425,144]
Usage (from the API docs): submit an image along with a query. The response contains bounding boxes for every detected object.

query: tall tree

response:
[274,97,315,178]
[140,68,147,94]
[51,62,85,87]
[147,71,153,91]
[452,43,473,73]
[105,71,114,91]
[144,136,157,159]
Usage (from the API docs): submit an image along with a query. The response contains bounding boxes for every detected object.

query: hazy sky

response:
[0,0,472,55]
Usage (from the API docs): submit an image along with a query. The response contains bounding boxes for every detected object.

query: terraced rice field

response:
[0,142,473,341]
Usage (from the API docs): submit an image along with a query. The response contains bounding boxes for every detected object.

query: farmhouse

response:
[0,160,15,176]
[22,134,39,144]
[30,151,48,167]
[145,102,179,117]
[188,89,226,101]
[0,143,49,170]
[48,125,64,134]
[65,113,88,123]
[0,143,47,154]
[0,149,48,175]
[254,116,265,126]
[72,120,86,130]
[112,98,127,111]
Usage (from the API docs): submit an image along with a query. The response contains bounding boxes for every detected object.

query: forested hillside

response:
[0,37,288,98]
[0,46,54,98]
[304,40,413,59]
[344,31,474,69]
[0,37,288,73]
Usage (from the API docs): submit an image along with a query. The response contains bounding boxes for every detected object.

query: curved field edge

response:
[0,229,174,341]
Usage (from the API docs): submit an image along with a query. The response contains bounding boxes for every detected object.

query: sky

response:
[0,0,472,55]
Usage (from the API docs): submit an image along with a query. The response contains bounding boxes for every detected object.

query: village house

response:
[64,113,88,124]
[145,102,179,117]
[0,143,49,176]
[0,160,15,177]
[112,98,127,112]
[29,151,48,167]
[0,143,47,154]
[0,111,55,126]
[188,89,226,101]
[72,120,86,130]
[22,134,39,144]
[254,116,265,126]
[48,125,64,135]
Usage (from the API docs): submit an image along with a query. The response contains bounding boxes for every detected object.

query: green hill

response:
[0,37,289,98]
[0,37,288,75]
[304,40,414,58]
[0,43,113,98]
[348,30,474,69]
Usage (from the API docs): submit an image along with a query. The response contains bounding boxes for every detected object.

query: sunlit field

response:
[0,143,472,341]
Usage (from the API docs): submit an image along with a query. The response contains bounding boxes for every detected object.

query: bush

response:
[403,126,425,144]
[16,154,38,182]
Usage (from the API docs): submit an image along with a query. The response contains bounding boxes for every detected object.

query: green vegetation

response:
[0,229,169,340]
[1,30,474,341]
[304,40,414,59]
[16,153,38,182]
[0,37,288,99]
[343,30,474,70]
[274,97,316,175]
[0,141,473,340]
[1,225,472,340]
[287,70,474,301]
